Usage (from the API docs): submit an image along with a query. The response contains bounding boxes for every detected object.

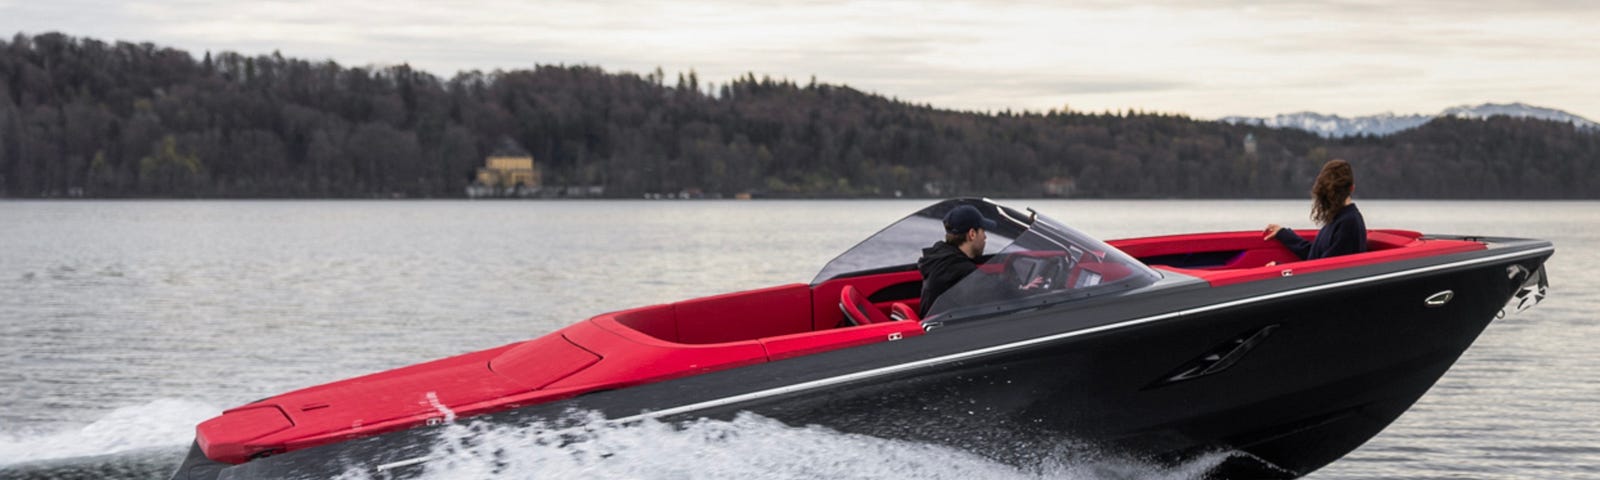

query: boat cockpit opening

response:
[601,199,1488,350]
[602,199,1164,348]
[1115,229,1486,287]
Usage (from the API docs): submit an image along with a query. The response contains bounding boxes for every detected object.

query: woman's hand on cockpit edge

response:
[1263,224,1283,241]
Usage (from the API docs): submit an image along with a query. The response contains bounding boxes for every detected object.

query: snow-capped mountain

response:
[1220,102,1598,138]
[1438,103,1595,126]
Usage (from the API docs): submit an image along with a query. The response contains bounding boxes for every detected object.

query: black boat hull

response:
[173,239,1552,480]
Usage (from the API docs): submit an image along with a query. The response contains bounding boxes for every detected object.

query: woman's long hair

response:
[1310,159,1354,225]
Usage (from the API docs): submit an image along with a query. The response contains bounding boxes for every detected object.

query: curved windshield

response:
[922,214,1160,322]
[811,198,1032,284]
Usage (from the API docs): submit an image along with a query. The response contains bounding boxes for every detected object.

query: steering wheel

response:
[1019,256,1070,290]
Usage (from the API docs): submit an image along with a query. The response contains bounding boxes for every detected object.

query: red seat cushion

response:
[839,285,892,326]
[889,302,919,322]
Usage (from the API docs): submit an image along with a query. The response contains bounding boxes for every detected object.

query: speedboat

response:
[170,198,1552,479]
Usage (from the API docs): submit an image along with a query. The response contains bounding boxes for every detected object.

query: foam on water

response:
[364,412,1230,480]
[0,398,218,466]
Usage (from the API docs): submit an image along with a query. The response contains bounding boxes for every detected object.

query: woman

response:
[1264,158,1367,260]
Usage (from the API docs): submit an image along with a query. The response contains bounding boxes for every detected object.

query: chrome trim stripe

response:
[370,245,1550,473]
[617,245,1553,423]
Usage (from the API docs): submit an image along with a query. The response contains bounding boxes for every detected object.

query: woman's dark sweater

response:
[1274,204,1367,260]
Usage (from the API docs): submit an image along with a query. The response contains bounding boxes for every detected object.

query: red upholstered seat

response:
[839,285,892,326]
[889,302,919,322]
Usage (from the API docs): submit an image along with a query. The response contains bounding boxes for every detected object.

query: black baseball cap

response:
[943,205,998,234]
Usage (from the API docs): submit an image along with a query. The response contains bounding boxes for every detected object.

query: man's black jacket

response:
[917,241,977,316]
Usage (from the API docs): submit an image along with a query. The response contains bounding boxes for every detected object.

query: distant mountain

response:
[1221,102,1599,138]
[1438,103,1598,127]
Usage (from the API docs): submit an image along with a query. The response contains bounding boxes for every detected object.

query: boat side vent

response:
[1425,290,1454,307]
[1150,324,1279,389]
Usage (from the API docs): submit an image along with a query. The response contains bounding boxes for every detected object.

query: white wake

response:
[0,398,218,465]
[372,412,1230,480]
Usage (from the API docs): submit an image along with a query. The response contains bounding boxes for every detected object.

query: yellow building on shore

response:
[469,139,540,197]
[477,155,539,189]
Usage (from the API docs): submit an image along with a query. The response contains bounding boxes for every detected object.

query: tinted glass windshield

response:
[811,198,1032,284]
[922,213,1160,322]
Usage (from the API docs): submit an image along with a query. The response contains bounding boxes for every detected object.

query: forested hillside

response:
[2,32,1596,199]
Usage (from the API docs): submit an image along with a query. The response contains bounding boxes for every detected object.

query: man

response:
[916,204,996,316]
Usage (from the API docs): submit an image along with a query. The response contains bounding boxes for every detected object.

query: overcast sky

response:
[2,0,1597,120]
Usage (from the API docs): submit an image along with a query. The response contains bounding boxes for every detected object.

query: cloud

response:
[2,0,1597,120]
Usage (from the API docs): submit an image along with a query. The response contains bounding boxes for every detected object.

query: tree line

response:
[2,32,1596,199]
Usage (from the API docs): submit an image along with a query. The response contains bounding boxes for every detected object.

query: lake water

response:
[1,200,1596,479]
